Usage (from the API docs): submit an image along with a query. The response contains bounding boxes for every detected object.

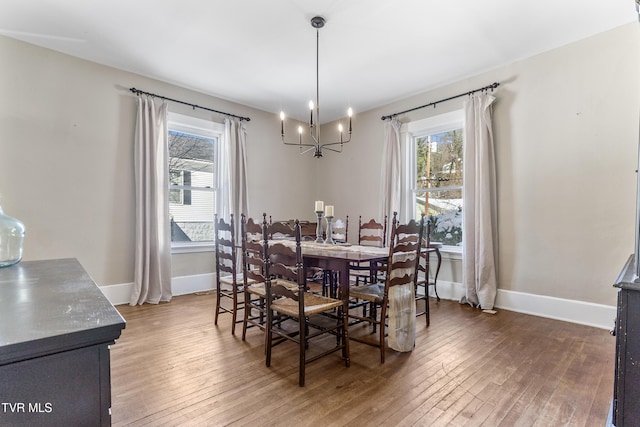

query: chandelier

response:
[280,16,353,158]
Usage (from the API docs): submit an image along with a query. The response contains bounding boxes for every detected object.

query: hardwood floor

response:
[110,293,614,426]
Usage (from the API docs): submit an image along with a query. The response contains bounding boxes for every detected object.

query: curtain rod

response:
[129,87,251,122]
[381,82,500,121]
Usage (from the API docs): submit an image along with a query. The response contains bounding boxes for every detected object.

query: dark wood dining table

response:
[276,240,432,355]
[299,242,389,297]
[297,241,443,300]
[263,240,389,298]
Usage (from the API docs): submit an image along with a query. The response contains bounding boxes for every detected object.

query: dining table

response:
[276,240,418,353]
[298,241,389,296]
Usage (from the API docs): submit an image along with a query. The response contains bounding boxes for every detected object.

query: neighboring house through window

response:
[405,110,464,250]
[168,112,223,252]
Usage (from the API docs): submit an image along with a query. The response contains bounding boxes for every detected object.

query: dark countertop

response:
[614,254,640,292]
[0,258,125,365]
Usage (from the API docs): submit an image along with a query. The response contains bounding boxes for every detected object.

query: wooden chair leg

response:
[231,287,238,336]
[341,305,350,367]
[322,270,329,296]
[260,298,266,325]
[332,272,338,299]
[241,293,249,341]
[265,308,273,367]
[379,304,387,364]
[371,302,378,333]
[299,315,306,387]
[426,295,430,327]
[214,284,221,326]
[336,310,341,346]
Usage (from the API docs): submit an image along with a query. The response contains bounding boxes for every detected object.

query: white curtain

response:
[461,93,498,309]
[380,119,402,224]
[218,117,249,232]
[217,120,232,220]
[130,96,172,305]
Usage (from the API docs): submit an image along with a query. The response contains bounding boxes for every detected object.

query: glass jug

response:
[0,204,25,267]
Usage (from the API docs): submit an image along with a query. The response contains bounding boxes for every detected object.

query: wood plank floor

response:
[110,293,615,426]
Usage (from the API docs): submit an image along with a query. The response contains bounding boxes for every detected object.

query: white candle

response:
[280,111,285,136]
[325,205,334,217]
[315,200,324,212]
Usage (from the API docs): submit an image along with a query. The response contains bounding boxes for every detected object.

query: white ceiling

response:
[1,0,637,123]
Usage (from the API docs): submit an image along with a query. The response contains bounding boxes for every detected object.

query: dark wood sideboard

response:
[0,258,126,426]
[611,254,640,426]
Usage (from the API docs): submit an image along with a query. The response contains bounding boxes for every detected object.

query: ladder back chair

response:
[214,214,245,335]
[358,215,387,247]
[416,219,438,326]
[264,219,350,386]
[267,219,299,240]
[243,215,301,342]
[351,215,388,285]
[348,214,424,363]
[330,216,349,243]
[241,214,270,341]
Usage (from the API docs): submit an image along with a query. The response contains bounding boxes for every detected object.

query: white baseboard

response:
[98,282,133,306]
[427,280,616,330]
[171,273,216,296]
[101,275,616,330]
[99,273,215,306]
[494,289,616,331]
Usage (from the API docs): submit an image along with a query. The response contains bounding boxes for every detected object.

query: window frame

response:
[167,112,223,254]
[403,109,464,253]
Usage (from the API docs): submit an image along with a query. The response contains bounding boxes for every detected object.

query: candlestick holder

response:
[315,210,324,243]
[324,215,334,244]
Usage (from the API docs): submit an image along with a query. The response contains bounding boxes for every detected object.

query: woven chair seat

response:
[271,293,343,317]
[247,279,298,297]
[220,273,257,286]
[349,282,385,303]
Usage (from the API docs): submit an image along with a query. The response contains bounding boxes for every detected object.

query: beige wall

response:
[321,22,640,306]
[0,35,317,284]
[1,23,638,307]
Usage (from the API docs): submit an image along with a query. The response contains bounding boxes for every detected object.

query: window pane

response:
[416,129,463,190]
[169,131,215,188]
[415,189,462,247]
[170,188,215,243]
[168,130,216,243]
[169,171,183,204]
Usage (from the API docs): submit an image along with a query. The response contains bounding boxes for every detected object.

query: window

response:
[406,110,464,249]
[167,112,223,251]
[169,170,191,205]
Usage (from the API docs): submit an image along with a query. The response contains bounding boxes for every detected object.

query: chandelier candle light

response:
[280,16,353,158]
